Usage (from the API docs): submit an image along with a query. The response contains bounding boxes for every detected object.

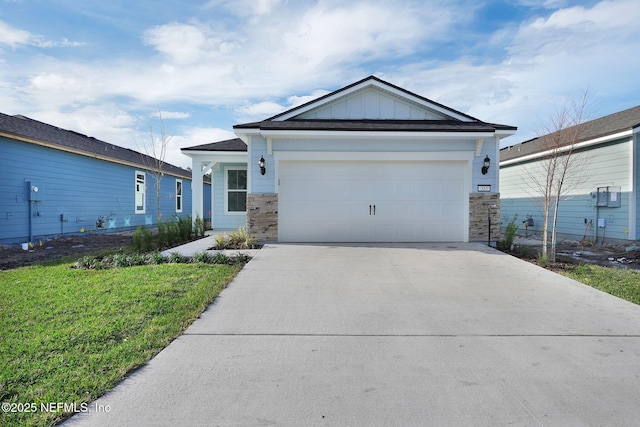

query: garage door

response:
[278,160,467,242]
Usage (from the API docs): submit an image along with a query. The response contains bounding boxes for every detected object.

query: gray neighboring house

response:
[500,105,640,244]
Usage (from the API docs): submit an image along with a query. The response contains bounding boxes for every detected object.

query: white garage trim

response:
[273,151,474,194]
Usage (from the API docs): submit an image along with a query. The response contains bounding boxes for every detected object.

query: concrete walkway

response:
[159,231,262,258]
[64,243,640,426]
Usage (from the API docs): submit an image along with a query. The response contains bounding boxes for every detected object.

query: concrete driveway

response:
[65,243,640,426]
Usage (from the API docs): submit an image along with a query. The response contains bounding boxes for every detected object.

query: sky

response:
[1,0,639,169]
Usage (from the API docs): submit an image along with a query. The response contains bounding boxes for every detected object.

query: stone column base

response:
[469,193,500,242]
[246,193,278,242]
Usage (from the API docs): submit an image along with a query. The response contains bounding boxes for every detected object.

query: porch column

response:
[191,160,204,221]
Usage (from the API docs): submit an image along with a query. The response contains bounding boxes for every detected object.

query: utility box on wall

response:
[26,181,44,202]
[596,186,621,208]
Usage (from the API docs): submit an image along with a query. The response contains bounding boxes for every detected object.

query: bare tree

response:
[524,92,593,261]
[137,112,173,221]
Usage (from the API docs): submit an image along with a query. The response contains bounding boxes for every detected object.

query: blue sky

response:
[1,0,639,168]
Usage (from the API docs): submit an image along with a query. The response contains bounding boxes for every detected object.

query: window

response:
[175,179,183,213]
[225,167,247,214]
[135,171,146,214]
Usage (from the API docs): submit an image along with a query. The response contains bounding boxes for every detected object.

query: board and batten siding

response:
[0,137,205,243]
[500,138,634,242]
[296,87,447,120]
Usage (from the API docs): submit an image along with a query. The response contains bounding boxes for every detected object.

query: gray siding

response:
[500,138,634,242]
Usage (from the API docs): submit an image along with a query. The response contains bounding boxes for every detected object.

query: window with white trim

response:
[135,171,146,214]
[175,179,183,213]
[224,167,247,214]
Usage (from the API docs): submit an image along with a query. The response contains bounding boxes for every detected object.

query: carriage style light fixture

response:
[481,155,491,175]
[258,155,266,175]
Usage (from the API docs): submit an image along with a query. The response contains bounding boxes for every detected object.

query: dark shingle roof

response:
[501,105,640,162]
[234,119,516,133]
[182,138,247,151]
[0,112,192,179]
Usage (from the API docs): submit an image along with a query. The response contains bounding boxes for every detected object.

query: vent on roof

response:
[13,115,27,120]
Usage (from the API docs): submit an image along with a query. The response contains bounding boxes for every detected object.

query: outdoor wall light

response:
[481,155,491,175]
[258,155,266,175]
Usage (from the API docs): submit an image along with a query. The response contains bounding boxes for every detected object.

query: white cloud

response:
[206,0,284,17]
[0,20,30,46]
[142,22,237,64]
[2,0,639,155]
[235,101,284,119]
[170,127,237,168]
[0,19,85,48]
[152,111,191,119]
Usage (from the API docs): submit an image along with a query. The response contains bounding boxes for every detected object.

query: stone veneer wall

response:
[468,193,501,242]
[246,193,278,242]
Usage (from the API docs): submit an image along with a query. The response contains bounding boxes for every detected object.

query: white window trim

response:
[175,179,183,213]
[135,170,146,214]
[223,166,247,215]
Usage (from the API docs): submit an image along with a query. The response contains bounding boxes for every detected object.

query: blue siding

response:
[250,136,275,193]
[0,137,201,243]
[210,163,246,230]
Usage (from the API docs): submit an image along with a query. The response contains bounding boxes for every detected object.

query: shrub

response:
[192,251,212,264]
[133,226,153,252]
[148,250,165,265]
[175,214,193,243]
[503,214,519,250]
[74,256,101,270]
[213,233,228,249]
[228,227,258,249]
[537,252,549,267]
[211,252,230,264]
[194,216,206,238]
[157,220,168,248]
[166,222,178,247]
[168,252,187,264]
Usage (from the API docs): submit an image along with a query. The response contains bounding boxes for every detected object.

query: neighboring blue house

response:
[183,76,517,243]
[0,113,211,244]
[500,105,640,244]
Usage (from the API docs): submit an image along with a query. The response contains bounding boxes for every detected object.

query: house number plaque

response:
[477,185,491,192]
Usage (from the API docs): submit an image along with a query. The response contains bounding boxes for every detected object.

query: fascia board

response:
[260,129,497,140]
[180,150,247,162]
[500,129,632,166]
[274,151,475,162]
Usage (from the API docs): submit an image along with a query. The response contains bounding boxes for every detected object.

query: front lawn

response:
[0,261,240,427]
[555,263,640,305]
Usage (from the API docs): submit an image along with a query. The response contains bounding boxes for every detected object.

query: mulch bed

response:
[0,233,134,270]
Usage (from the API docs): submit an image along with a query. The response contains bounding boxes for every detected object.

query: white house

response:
[183,76,517,243]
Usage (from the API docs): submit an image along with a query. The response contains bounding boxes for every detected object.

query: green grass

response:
[556,264,640,305]
[0,261,240,427]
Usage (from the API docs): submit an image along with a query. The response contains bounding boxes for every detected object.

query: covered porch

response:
[181,138,248,230]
